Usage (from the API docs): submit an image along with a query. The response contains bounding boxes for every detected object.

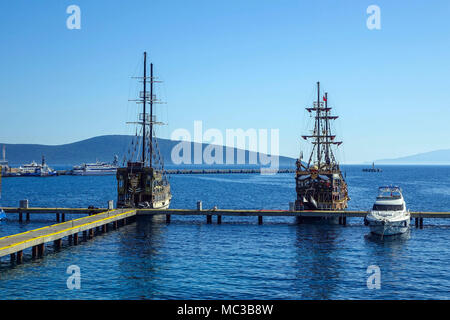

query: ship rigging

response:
[295,82,349,211]
[116,52,172,209]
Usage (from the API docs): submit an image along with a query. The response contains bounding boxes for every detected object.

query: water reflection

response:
[294,224,343,299]
[116,216,166,299]
[365,230,411,245]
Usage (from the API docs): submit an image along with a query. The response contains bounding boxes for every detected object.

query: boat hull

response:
[72,170,117,176]
[367,218,410,236]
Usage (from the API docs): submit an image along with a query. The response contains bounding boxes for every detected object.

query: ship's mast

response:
[302,82,342,170]
[150,63,153,168]
[316,81,321,165]
[127,52,166,168]
[142,52,147,164]
[324,92,330,165]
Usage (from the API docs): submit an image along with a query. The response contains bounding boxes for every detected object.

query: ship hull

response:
[294,195,348,225]
[296,215,339,224]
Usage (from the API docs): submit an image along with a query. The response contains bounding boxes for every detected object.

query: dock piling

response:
[38,243,44,257]
[206,215,212,224]
[258,216,263,225]
[166,214,171,223]
[32,245,38,259]
[420,218,424,229]
[289,202,295,211]
[19,200,28,222]
[73,233,79,245]
[16,251,23,264]
[54,239,62,249]
[217,215,222,224]
[56,213,60,222]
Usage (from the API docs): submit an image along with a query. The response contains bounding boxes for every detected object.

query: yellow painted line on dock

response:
[0,210,135,252]
[0,211,107,242]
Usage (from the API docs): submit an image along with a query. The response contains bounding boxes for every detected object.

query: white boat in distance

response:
[72,156,119,176]
[365,186,410,236]
[19,156,57,177]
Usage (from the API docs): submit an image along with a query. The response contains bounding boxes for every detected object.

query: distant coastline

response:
[0,135,296,167]
[374,149,450,165]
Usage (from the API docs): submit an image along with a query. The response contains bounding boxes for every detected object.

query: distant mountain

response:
[0,135,296,168]
[376,149,450,164]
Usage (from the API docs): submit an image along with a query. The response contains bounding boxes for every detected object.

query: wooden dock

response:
[0,208,136,264]
[2,204,450,265]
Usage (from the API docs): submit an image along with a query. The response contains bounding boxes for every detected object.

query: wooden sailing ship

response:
[117,52,172,209]
[294,82,349,211]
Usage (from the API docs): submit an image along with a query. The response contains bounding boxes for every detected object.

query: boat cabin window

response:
[372,204,404,211]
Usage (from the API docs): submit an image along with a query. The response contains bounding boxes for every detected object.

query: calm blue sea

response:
[1,165,450,299]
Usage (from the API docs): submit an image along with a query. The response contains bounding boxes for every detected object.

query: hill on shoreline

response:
[1,135,296,167]
[376,149,450,164]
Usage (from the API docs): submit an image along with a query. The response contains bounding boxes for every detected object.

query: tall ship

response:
[116,52,172,209]
[294,82,349,212]
[72,156,119,176]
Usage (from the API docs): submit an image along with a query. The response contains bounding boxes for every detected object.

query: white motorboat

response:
[365,186,410,236]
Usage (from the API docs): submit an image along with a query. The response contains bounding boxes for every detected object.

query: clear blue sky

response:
[0,0,449,163]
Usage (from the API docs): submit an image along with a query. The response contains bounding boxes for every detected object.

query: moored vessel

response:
[18,156,56,177]
[116,52,172,209]
[294,82,349,220]
[72,156,119,176]
[365,186,410,236]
